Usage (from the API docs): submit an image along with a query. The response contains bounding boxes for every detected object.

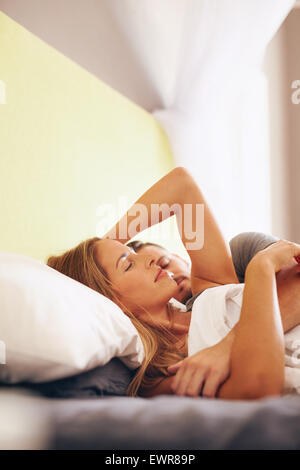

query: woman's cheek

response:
[122,274,145,293]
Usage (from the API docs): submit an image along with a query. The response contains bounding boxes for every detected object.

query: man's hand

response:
[167,333,234,398]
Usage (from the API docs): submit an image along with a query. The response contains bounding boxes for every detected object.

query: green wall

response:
[0,12,187,262]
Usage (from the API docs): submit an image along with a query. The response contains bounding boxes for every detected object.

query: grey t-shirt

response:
[185,231,279,312]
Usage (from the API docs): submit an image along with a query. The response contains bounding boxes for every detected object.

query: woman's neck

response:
[169,307,191,337]
[139,303,191,338]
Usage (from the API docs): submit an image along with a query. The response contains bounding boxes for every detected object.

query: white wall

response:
[285,8,300,242]
[263,7,300,241]
[263,15,291,239]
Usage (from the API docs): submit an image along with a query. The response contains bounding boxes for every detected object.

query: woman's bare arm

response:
[216,257,285,400]
[145,259,300,399]
[104,166,239,286]
[170,240,300,400]
[170,254,286,401]
[143,284,300,400]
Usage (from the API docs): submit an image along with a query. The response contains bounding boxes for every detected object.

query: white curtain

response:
[109,0,294,240]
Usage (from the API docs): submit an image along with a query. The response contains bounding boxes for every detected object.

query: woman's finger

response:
[173,366,197,396]
[181,369,207,397]
[171,362,193,395]
[170,359,189,391]
[201,374,225,399]
[167,360,184,374]
[170,364,185,394]
[251,239,300,273]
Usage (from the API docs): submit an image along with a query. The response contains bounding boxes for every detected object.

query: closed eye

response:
[161,262,169,268]
[125,262,133,271]
[159,257,170,269]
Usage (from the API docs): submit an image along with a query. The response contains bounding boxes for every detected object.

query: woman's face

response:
[93,239,181,319]
[137,245,192,304]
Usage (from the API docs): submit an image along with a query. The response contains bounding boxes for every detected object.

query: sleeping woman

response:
[47,167,300,400]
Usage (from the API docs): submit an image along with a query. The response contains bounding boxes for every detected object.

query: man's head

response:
[126,240,192,304]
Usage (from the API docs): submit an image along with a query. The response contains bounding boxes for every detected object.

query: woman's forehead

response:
[94,239,126,266]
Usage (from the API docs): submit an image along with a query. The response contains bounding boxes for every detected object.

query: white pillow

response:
[0,252,144,384]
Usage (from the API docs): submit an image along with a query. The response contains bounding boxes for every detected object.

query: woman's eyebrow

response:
[116,253,128,268]
[116,248,135,268]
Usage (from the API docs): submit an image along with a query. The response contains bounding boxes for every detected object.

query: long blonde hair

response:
[47,237,187,396]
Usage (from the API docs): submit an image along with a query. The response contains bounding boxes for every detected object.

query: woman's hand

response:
[248,239,300,274]
[167,334,233,398]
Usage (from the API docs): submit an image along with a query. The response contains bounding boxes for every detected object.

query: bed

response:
[1,387,300,450]
[48,394,300,450]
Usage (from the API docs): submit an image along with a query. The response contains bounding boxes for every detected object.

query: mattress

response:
[46,394,300,450]
[2,386,300,450]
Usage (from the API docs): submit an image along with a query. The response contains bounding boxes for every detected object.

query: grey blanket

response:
[49,394,300,450]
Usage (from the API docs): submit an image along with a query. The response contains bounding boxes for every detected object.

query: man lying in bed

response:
[126,231,279,310]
